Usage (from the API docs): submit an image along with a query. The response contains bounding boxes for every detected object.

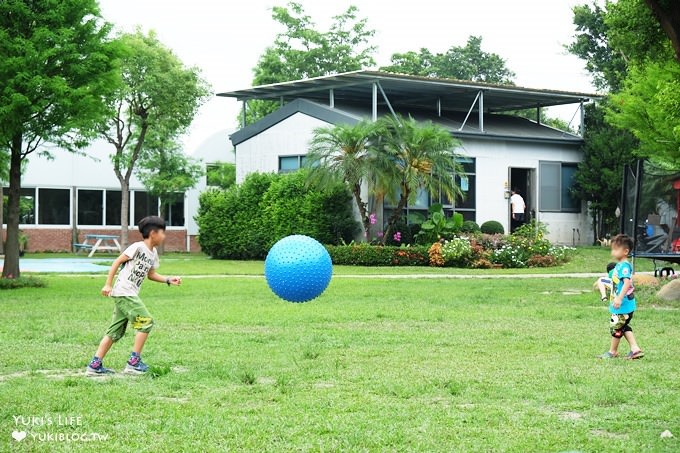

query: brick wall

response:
[188,235,201,253]
[4,227,191,253]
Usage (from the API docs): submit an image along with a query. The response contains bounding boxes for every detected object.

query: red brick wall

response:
[7,227,190,253]
[188,235,201,253]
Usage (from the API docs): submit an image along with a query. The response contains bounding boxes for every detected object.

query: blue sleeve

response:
[619,262,633,280]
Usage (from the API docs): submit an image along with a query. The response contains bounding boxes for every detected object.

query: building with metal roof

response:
[219,71,600,244]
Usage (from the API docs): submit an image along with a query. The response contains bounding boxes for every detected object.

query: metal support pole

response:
[536,105,541,125]
[459,91,481,131]
[372,83,378,122]
[241,101,247,128]
[437,98,441,117]
[377,82,398,121]
[478,90,484,132]
[579,100,585,137]
[329,89,334,108]
[279,96,284,107]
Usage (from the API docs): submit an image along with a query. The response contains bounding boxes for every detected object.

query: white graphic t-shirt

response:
[111,242,160,297]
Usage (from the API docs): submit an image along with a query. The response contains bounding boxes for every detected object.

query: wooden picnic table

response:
[74,234,121,258]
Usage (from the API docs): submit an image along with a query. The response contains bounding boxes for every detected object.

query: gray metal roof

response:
[230,98,583,147]
[218,70,600,112]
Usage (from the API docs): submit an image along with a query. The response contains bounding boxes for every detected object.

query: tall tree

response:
[206,162,236,190]
[381,36,515,84]
[306,121,378,237]
[98,30,210,247]
[136,135,204,225]
[246,2,376,124]
[0,0,121,278]
[373,115,462,243]
[567,2,629,92]
[571,103,637,242]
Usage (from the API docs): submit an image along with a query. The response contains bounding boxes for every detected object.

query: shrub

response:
[474,233,507,251]
[326,244,429,266]
[460,220,480,233]
[428,242,445,267]
[441,237,472,266]
[0,276,47,290]
[527,254,557,267]
[512,220,548,240]
[197,171,360,259]
[491,244,528,268]
[480,220,504,235]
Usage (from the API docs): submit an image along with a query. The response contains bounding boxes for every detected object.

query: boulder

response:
[633,274,659,287]
[657,279,680,301]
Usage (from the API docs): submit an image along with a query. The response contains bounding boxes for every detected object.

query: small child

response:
[86,216,181,375]
[595,262,617,302]
[597,234,644,360]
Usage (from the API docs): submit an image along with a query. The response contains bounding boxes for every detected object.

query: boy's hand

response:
[101,285,112,297]
[613,297,622,309]
[168,276,182,286]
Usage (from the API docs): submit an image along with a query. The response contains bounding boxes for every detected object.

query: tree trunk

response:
[644,0,680,61]
[119,179,130,248]
[592,209,599,246]
[2,134,23,278]
[351,183,369,238]
[382,190,408,245]
[0,185,4,255]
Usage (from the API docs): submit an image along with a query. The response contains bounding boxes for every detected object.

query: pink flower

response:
[377,231,384,238]
[369,213,377,225]
[393,231,402,242]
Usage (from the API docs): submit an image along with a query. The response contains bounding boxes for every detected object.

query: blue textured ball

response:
[264,235,333,303]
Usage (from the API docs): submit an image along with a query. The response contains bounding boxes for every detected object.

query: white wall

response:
[234,113,332,183]
[462,138,592,245]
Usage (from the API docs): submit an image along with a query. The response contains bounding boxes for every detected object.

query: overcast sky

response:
[98,0,598,153]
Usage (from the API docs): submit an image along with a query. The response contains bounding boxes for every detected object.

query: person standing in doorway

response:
[510,187,526,233]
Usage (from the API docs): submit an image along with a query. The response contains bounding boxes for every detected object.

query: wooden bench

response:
[74,243,94,254]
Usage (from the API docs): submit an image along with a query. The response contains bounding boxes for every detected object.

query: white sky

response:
[99,0,597,153]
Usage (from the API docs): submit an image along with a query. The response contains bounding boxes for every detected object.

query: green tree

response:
[373,115,462,243]
[136,135,203,228]
[98,30,210,247]
[606,0,673,63]
[643,0,680,61]
[381,36,515,84]
[567,2,629,92]
[607,60,680,167]
[306,121,377,237]
[0,0,121,278]
[206,162,236,189]
[246,2,376,124]
[571,103,637,242]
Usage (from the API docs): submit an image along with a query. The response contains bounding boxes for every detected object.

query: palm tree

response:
[306,121,378,237]
[373,115,462,243]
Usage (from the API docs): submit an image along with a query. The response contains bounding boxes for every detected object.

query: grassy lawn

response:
[20,247,661,275]
[1,269,678,451]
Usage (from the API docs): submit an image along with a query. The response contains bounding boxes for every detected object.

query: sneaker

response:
[86,363,116,376]
[597,351,619,359]
[123,356,149,375]
[624,350,644,360]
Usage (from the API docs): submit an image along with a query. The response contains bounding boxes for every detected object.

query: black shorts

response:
[610,311,634,337]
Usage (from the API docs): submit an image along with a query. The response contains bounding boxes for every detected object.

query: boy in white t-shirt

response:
[86,216,181,375]
[510,188,526,232]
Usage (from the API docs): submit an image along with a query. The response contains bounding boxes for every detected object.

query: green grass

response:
[21,247,660,275]
[1,271,678,451]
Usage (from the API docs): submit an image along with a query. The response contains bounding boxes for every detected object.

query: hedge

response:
[325,244,430,266]
[197,171,360,259]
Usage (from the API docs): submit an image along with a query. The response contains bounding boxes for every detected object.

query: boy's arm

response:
[147,269,182,286]
[613,278,632,309]
[101,253,131,296]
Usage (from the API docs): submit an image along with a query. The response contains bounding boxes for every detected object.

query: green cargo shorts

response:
[105,296,154,342]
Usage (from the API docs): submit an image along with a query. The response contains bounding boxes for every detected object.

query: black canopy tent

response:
[620,160,680,270]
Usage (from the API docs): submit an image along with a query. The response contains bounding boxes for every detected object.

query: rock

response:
[660,430,673,438]
[657,279,680,301]
[633,274,659,287]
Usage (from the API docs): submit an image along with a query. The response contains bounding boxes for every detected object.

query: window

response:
[163,196,185,227]
[440,157,476,221]
[134,191,159,224]
[539,161,581,212]
[561,164,580,212]
[38,188,70,225]
[278,155,306,173]
[78,190,103,225]
[3,188,36,225]
[106,191,122,226]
